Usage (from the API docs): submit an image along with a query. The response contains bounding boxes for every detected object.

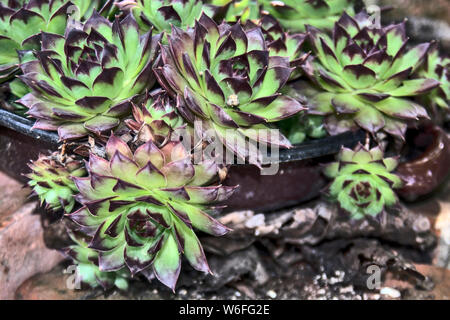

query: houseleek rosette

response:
[67,133,236,290]
[258,14,308,80]
[125,91,186,145]
[116,0,217,34]
[324,144,402,219]
[18,12,160,140]
[260,0,355,32]
[418,42,449,110]
[156,14,306,164]
[303,12,440,139]
[0,0,102,83]
[26,153,86,213]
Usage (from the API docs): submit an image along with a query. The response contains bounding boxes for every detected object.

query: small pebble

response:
[317,289,326,295]
[245,214,265,228]
[266,290,277,299]
[380,287,401,299]
[179,289,187,296]
[340,285,354,294]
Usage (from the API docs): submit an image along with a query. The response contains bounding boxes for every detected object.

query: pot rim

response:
[0,108,365,163]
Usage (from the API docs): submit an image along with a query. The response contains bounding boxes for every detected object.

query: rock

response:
[16,264,89,300]
[217,201,436,251]
[0,172,30,217]
[0,201,64,299]
[14,243,445,300]
[180,246,270,292]
[301,238,430,291]
[434,199,450,269]
[266,290,277,299]
[380,287,401,299]
[41,214,74,250]
[414,264,450,299]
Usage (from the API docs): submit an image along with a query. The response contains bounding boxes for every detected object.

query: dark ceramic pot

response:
[2,109,448,212]
[0,109,367,212]
[397,123,450,201]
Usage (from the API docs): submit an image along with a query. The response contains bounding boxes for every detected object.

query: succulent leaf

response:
[125,91,186,145]
[209,0,261,23]
[260,0,356,32]
[417,42,449,110]
[249,14,309,81]
[64,230,130,290]
[116,0,218,35]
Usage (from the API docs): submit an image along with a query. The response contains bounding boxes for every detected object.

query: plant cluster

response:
[0,0,445,291]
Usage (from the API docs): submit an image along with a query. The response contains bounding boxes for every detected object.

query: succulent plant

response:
[278,114,326,144]
[257,14,308,80]
[324,143,402,219]
[156,14,306,164]
[26,153,86,213]
[418,42,449,110]
[125,91,186,145]
[116,0,217,34]
[18,12,161,140]
[67,133,236,290]
[210,0,260,23]
[302,12,440,139]
[260,0,355,32]
[0,0,104,83]
[64,230,130,290]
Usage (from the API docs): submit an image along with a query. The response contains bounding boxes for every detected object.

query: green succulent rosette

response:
[125,91,186,145]
[64,230,130,290]
[0,0,102,83]
[67,133,236,290]
[26,153,86,213]
[303,12,440,139]
[116,0,217,34]
[257,14,308,80]
[18,12,161,140]
[324,143,403,219]
[210,0,260,23]
[260,0,355,32]
[418,42,449,110]
[156,14,306,164]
